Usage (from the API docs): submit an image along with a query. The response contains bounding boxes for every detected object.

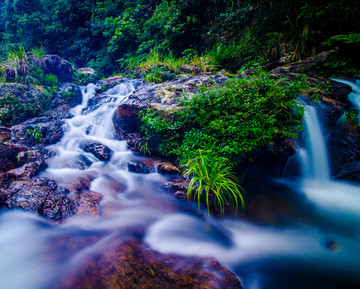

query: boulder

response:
[0,126,11,141]
[157,162,181,175]
[113,104,141,140]
[40,54,74,82]
[1,177,75,222]
[80,140,113,161]
[55,240,243,289]
[55,83,82,108]
[0,142,26,172]
[11,116,65,146]
[113,75,228,149]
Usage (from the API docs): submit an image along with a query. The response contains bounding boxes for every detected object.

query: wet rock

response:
[57,240,243,289]
[16,148,54,166]
[72,191,102,216]
[328,121,360,182]
[0,126,11,141]
[328,79,352,103]
[157,162,181,175]
[64,155,93,170]
[40,54,74,82]
[1,177,75,221]
[11,116,65,146]
[113,104,141,140]
[0,142,26,172]
[127,160,155,174]
[6,161,47,180]
[80,140,113,161]
[113,75,227,147]
[55,83,82,108]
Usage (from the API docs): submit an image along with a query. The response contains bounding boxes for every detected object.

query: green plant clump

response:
[184,150,245,215]
[26,126,43,143]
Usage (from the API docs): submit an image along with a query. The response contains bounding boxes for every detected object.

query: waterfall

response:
[301,105,331,182]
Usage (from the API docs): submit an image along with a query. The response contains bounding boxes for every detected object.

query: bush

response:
[141,70,308,164]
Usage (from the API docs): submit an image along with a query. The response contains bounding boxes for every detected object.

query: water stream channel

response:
[1,80,360,289]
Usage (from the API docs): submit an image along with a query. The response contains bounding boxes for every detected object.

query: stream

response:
[1,80,360,289]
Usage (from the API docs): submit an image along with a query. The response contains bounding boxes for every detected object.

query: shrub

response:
[141,70,308,164]
[184,150,245,215]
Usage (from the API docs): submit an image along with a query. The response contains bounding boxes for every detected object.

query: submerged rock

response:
[127,160,155,174]
[80,140,113,161]
[56,240,243,289]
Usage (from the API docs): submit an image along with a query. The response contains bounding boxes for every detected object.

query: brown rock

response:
[0,126,11,141]
[113,104,141,140]
[157,162,181,175]
[0,142,26,172]
[56,240,243,289]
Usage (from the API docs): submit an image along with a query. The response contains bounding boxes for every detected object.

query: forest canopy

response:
[0,0,359,77]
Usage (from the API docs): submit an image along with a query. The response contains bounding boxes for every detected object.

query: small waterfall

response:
[301,105,331,182]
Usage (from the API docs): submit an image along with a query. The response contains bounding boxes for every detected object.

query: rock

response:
[328,121,360,182]
[1,177,75,221]
[40,54,74,82]
[76,67,95,75]
[113,104,141,140]
[6,161,47,180]
[55,83,82,108]
[72,190,102,216]
[11,116,65,146]
[272,50,337,75]
[328,79,353,103]
[80,140,113,161]
[0,126,11,141]
[113,75,228,150]
[157,162,181,175]
[0,142,26,172]
[179,65,201,75]
[56,240,243,289]
[64,155,93,170]
[127,160,155,174]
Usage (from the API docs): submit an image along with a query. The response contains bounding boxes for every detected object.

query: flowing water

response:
[1,80,360,289]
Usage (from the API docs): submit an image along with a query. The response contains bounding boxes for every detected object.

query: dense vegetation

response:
[0,0,358,214]
[141,71,307,163]
[0,0,359,77]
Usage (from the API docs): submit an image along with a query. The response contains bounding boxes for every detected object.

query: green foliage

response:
[184,150,245,215]
[346,110,359,127]
[26,126,43,143]
[141,70,308,163]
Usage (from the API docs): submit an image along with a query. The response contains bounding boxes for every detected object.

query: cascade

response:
[0,81,359,289]
[301,105,331,181]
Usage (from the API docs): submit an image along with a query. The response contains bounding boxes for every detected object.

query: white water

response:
[301,105,331,181]
[333,79,360,113]
[1,81,360,289]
